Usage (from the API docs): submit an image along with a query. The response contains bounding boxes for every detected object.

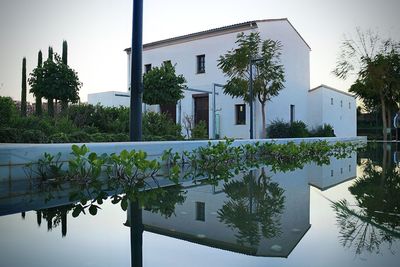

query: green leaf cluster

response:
[143,62,186,105]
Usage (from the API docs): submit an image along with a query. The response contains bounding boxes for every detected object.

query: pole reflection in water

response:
[129,201,143,267]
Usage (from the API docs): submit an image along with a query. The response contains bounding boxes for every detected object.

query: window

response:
[349,102,351,109]
[340,168,343,174]
[144,64,152,73]
[290,105,295,124]
[195,202,205,221]
[197,54,205,73]
[235,104,246,125]
[331,98,333,105]
[340,100,343,107]
[348,165,351,172]
[330,170,334,177]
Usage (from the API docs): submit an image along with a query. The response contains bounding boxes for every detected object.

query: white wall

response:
[127,19,310,139]
[88,91,130,107]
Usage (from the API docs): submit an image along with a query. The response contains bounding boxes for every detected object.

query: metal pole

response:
[129,0,143,142]
[213,84,216,139]
[249,60,254,139]
[130,201,143,267]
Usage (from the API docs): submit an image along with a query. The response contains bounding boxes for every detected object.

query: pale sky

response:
[0,0,399,102]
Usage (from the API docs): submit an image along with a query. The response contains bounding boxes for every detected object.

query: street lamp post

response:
[129,0,143,142]
[249,58,262,139]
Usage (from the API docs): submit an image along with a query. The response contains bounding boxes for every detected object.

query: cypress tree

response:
[21,57,27,117]
[61,40,68,111]
[62,40,68,65]
[35,50,43,116]
[47,46,54,117]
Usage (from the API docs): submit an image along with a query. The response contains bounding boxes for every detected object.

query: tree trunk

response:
[61,100,68,113]
[261,101,266,139]
[48,98,54,117]
[35,96,42,116]
[380,95,387,142]
[387,109,392,141]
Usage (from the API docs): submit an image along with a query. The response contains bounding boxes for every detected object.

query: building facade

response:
[127,18,311,139]
[89,18,357,138]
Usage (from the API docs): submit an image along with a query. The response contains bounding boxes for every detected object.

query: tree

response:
[333,29,400,141]
[35,50,43,116]
[218,32,285,138]
[143,62,186,105]
[47,46,54,116]
[61,40,69,111]
[29,54,82,117]
[21,57,27,117]
[62,40,68,65]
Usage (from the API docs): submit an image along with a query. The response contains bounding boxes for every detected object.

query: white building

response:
[308,85,357,137]
[89,18,357,138]
[88,91,130,107]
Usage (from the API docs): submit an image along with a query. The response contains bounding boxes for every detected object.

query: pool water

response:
[0,142,399,267]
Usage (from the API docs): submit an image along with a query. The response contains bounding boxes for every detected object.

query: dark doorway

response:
[160,103,177,123]
[193,94,209,135]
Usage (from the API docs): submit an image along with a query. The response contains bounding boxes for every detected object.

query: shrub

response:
[0,128,20,143]
[142,112,183,140]
[12,116,55,136]
[20,129,48,143]
[68,131,91,143]
[49,133,70,143]
[68,104,129,133]
[267,120,290,138]
[0,96,17,126]
[267,120,335,138]
[309,124,335,137]
[289,121,309,138]
[191,121,208,140]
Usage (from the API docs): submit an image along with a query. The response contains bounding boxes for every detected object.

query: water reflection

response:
[332,143,400,255]
[218,169,285,246]
[5,147,399,266]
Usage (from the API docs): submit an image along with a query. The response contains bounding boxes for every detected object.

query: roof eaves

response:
[125,21,258,53]
[309,84,354,97]
[255,18,311,50]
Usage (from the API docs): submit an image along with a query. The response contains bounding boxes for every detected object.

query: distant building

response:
[308,85,356,137]
[87,91,130,107]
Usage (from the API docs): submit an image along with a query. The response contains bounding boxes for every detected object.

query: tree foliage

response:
[21,57,27,117]
[333,28,400,141]
[218,32,285,138]
[29,53,82,116]
[35,50,43,116]
[143,62,186,105]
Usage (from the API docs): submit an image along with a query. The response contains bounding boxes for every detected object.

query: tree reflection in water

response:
[332,154,400,255]
[218,168,285,246]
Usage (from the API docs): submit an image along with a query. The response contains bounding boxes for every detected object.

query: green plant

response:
[35,50,43,116]
[288,121,309,138]
[143,62,186,105]
[68,144,106,181]
[218,32,285,138]
[267,120,290,138]
[191,121,208,140]
[309,124,335,137]
[142,111,183,140]
[29,53,82,117]
[21,57,27,117]
[0,96,17,126]
[26,152,64,182]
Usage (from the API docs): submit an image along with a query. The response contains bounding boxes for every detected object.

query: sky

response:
[0,0,399,102]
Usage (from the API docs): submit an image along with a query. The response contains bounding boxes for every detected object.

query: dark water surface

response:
[0,142,399,267]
